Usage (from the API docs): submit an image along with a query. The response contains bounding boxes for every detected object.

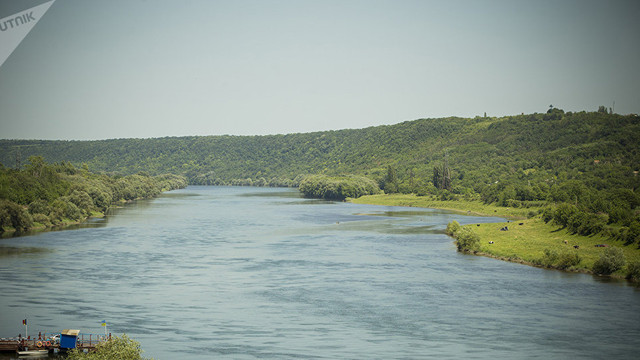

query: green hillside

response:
[2,109,638,192]
[1,109,639,240]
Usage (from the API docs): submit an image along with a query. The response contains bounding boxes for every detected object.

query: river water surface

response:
[1,186,639,359]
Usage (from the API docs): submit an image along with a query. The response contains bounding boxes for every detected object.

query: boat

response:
[17,349,49,357]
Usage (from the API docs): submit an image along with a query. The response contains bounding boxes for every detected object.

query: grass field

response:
[472,219,640,276]
[351,194,640,279]
[351,194,533,219]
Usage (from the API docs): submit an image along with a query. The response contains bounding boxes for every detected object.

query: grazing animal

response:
[573,245,580,249]
[489,241,494,244]
[564,240,568,244]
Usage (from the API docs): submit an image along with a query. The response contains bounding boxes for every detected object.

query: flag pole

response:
[101,320,107,337]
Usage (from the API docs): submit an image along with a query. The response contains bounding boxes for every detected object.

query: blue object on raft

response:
[60,329,80,349]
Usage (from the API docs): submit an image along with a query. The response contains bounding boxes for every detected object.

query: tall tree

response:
[441,152,452,190]
[433,152,452,190]
[384,165,399,193]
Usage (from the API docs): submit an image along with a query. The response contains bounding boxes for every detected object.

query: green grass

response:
[350,194,533,219]
[471,219,640,276]
[351,194,640,278]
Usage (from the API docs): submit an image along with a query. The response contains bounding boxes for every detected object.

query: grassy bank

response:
[351,194,640,279]
[470,219,640,277]
[350,194,532,219]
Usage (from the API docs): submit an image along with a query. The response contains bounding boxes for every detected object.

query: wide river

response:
[1,186,639,359]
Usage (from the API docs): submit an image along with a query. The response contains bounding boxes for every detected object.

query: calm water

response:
[1,186,639,359]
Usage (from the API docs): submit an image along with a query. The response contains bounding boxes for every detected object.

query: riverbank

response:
[0,210,107,238]
[2,198,159,238]
[351,194,640,280]
[350,193,532,219]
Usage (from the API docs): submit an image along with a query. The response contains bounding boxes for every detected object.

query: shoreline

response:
[351,194,639,282]
[0,213,105,238]
[1,198,154,238]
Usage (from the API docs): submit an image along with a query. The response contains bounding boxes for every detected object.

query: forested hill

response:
[1,110,639,195]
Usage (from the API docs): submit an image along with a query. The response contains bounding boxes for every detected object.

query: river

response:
[1,186,639,359]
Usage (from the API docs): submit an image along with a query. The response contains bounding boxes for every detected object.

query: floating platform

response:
[0,332,110,354]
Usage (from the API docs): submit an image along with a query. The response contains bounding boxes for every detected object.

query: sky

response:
[0,0,639,140]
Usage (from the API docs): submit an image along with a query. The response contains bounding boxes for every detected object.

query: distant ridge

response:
[1,110,638,191]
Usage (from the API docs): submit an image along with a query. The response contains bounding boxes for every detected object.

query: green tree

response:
[0,200,33,232]
[383,165,398,193]
[432,166,441,190]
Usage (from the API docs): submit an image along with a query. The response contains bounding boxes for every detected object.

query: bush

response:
[592,247,626,275]
[32,213,51,227]
[455,227,480,252]
[626,261,640,282]
[50,198,83,222]
[66,334,151,360]
[621,221,640,244]
[438,189,457,201]
[28,199,50,215]
[68,190,94,215]
[0,200,34,232]
[556,250,581,269]
[538,248,581,269]
[539,248,559,267]
[445,220,461,236]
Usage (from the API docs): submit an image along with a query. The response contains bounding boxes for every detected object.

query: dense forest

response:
[0,157,187,233]
[1,108,638,242]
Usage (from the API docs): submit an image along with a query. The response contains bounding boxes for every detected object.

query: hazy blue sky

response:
[1,0,639,140]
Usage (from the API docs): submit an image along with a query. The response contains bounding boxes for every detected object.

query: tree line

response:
[0,157,187,233]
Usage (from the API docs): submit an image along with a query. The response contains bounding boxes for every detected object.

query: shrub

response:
[538,248,581,269]
[540,248,559,267]
[542,207,554,223]
[50,198,83,222]
[0,200,33,232]
[592,247,626,275]
[28,199,50,215]
[455,227,480,252]
[68,190,94,215]
[622,221,640,244]
[626,261,640,282]
[445,220,461,236]
[32,213,51,227]
[556,250,581,269]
